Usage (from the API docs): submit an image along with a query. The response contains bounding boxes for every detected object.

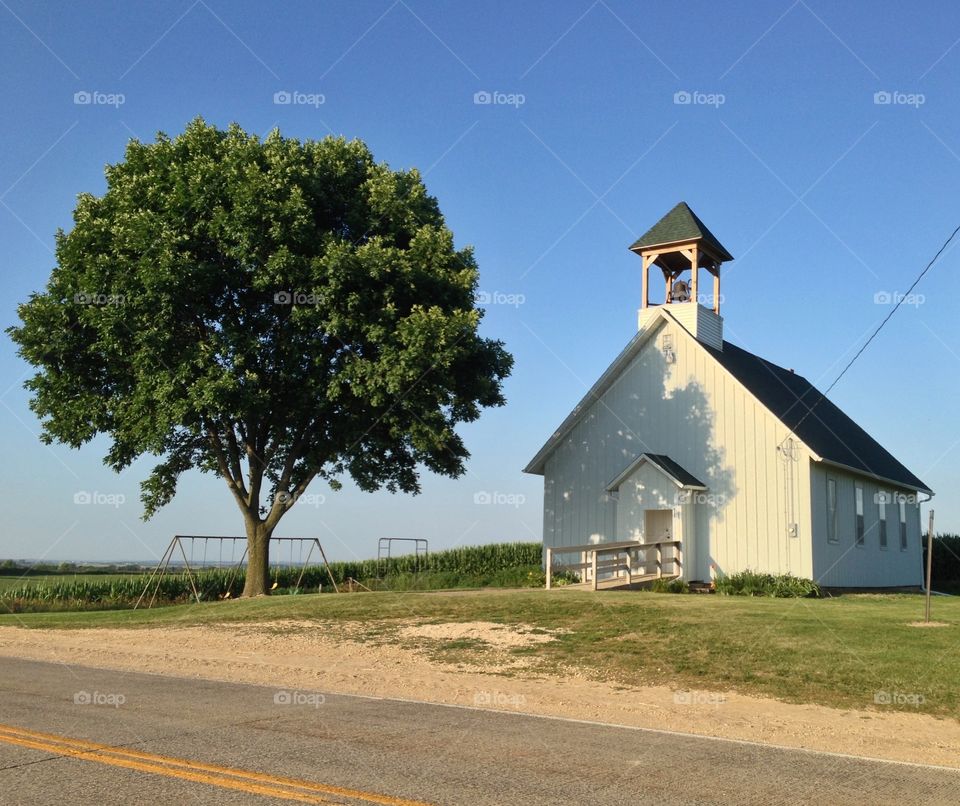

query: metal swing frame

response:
[134,535,339,609]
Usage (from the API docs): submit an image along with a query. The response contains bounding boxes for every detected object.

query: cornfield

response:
[0,542,543,612]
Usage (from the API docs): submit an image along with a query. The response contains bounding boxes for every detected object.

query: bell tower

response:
[630,202,733,350]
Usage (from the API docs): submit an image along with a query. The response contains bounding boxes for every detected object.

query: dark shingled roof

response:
[643,454,707,488]
[629,201,734,262]
[701,340,931,493]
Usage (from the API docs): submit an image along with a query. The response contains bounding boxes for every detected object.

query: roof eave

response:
[813,457,934,496]
[628,238,732,265]
[628,236,697,253]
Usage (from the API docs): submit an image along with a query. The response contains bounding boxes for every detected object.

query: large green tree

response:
[9,118,512,596]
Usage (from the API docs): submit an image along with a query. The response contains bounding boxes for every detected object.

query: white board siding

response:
[809,463,923,587]
[699,308,723,351]
[541,318,811,581]
[653,303,723,351]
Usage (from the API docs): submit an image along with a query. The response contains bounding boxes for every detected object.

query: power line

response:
[822,221,960,398]
[783,220,960,443]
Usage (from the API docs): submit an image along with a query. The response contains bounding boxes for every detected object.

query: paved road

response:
[0,657,957,805]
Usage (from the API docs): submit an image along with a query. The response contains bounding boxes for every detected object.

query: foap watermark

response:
[874,690,925,707]
[473,90,526,108]
[73,490,125,508]
[476,290,525,308]
[274,290,322,305]
[273,90,325,108]
[674,90,725,108]
[687,292,724,307]
[74,90,125,108]
[676,490,726,508]
[873,90,925,108]
[274,690,325,707]
[74,690,125,707]
[276,490,325,508]
[474,690,526,708]
[74,291,125,306]
[673,690,725,708]
[875,491,920,506]
[873,290,924,307]
[473,491,525,508]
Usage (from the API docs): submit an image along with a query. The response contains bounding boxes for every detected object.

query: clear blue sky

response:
[1,0,957,563]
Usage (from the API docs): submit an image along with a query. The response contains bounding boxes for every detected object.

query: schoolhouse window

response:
[827,477,838,543]
[899,499,908,551]
[854,484,865,546]
[878,492,888,549]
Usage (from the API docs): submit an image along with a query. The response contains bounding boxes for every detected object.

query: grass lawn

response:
[2,588,957,718]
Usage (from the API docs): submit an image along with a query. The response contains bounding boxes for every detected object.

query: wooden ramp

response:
[558,572,680,592]
[545,540,682,591]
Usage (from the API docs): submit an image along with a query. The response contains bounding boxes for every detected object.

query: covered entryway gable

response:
[607,453,707,581]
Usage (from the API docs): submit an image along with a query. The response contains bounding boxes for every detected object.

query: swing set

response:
[134,535,339,610]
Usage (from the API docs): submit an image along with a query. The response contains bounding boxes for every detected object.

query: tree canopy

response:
[9,118,512,594]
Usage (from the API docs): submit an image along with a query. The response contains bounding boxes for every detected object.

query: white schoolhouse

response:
[525,203,932,588]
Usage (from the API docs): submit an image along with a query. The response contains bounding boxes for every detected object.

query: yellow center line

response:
[1,732,332,804]
[0,723,433,806]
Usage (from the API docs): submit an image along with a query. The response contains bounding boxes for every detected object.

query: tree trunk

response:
[242,518,274,597]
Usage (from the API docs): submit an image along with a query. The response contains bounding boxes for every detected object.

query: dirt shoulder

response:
[1,619,957,769]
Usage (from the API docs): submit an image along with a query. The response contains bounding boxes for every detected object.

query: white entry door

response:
[644,508,677,576]
[644,509,672,542]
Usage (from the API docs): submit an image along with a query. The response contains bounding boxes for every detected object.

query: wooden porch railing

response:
[545,539,682,591]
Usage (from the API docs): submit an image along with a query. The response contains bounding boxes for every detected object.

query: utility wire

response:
[823,221,960,397]
[781,220,960,444]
